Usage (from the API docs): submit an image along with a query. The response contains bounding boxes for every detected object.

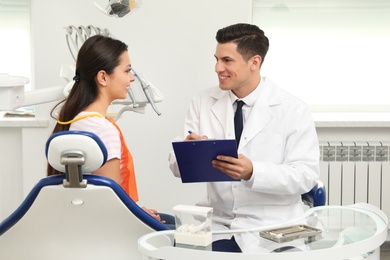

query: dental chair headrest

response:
[45,131,108,174]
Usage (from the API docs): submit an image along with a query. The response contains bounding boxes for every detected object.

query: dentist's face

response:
[214,42,252,96]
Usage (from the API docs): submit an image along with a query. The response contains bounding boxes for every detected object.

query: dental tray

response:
[259,225,322,243]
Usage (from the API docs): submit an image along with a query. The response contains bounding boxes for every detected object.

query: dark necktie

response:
[234,100,245,146]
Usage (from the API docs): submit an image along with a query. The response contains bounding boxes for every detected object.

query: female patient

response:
[47,34,174,228]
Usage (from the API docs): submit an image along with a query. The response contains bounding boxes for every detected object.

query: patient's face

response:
[106,51,135,101]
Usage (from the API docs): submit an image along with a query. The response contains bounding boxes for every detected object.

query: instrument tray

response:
[260,225,322,243]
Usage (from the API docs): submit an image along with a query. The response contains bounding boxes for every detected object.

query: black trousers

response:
[212,236,242,253]
[212,237,301,253]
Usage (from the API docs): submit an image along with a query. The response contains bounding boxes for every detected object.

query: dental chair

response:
[0,131,169,260]
[302,180,326,208]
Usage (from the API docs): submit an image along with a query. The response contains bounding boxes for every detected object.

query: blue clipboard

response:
[172,139,239,183]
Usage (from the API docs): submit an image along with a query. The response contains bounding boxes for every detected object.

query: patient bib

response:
[107,117,139,202]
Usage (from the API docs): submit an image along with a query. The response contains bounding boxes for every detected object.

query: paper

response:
[172,139,239,183]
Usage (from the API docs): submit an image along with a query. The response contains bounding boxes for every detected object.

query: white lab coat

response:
[169,77,319,252]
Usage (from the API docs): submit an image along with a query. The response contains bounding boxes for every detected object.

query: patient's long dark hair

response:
[47,35,128,176]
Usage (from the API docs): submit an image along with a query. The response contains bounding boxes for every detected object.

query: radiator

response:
[320,142,390,219]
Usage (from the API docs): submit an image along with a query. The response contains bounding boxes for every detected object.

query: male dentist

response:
[169,23,320,253]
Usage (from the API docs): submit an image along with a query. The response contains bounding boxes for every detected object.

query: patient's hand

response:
[142,207,166,223]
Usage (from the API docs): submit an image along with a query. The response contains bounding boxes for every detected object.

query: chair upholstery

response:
[301,180,327,207]
[0,131,169,260]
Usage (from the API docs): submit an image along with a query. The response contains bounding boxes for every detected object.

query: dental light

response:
[93,0,141,18]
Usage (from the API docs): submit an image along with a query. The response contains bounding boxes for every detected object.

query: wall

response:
[21,0,252,216]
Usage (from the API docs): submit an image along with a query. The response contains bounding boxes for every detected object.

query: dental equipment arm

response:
[0,74,65,111]
[127,87,139,108]
[22,86,65,109]
[133,70,162,116]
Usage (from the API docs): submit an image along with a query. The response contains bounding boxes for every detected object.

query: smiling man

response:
[169,23,320,253]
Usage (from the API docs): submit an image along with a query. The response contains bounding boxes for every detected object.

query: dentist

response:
[169,23,320,252]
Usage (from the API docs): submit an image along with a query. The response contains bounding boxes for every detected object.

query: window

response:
[252,0,390,112]
[0,0,31,91]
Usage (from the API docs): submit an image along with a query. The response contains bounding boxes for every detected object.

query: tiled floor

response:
[381,242,390,260]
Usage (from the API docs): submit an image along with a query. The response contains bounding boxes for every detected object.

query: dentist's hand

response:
[185,131,208,141]
[212,154,253,180]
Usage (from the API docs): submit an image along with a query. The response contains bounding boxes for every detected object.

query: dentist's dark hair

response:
[216,23,269,64]
[47,34,128,176]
